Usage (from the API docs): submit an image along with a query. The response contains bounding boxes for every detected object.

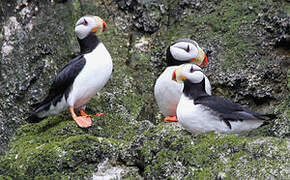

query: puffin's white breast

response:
[68,43,113,108]
[154,66,184,116]
[177,94,264,134]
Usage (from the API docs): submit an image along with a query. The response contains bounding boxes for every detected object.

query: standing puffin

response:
[154,39,211,122]
[27,16,113,128]
[172,64,275,133]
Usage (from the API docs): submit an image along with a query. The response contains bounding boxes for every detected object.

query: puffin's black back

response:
[165,38,198,66]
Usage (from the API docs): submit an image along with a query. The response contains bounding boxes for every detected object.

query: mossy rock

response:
[0,0,289,179]
[138,125,289,179]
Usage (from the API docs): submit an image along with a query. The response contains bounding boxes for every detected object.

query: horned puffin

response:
[172,64,275,133]
[27,16,113,128]
[154,39,211,122]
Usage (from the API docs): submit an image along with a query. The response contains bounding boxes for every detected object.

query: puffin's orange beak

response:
[92,27,97,33]
[190,57,197,62]
[102,21,107,33]
[172,69,177,81]
[201,53,208,67]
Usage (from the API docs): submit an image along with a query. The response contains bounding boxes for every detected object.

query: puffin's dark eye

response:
[190,66,194,73]
[82,18,88,25]
[186,45,190,52]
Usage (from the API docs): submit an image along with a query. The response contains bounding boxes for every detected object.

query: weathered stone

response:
[0,0,289,179]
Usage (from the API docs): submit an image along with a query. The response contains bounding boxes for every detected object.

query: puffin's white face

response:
[75,16,107,39]
[172,64,204,84]
[170,41,208,66]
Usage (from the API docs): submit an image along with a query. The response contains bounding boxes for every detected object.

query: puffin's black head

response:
[172,64,207,99]
[75,16,107,53]
[166,38,208,67]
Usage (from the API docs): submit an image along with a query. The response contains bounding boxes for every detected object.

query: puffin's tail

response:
[263,114,277,120]
[26,113,45,123]
[26,103,50,123]
[259,113,277,126]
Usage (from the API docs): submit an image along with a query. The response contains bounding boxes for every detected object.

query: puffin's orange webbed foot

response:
[73,115,92,128]
[80,109,104,117]
[80,109,90,117]
[70,107,92,128]
[164,116,178,122]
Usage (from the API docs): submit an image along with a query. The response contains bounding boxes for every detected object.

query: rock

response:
[0,0,289,179]
[114,0,161,33]
[0,0,78,154]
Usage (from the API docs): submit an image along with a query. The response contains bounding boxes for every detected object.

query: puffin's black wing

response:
[27,55,86,122]
[194,96,273,129]
[36,55,86,108]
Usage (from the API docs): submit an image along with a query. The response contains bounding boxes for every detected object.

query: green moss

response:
[0,128,120,179]
[1,0,289,179]
[1,105,289,179]
[288,69,290,91]
[138,121,289,178]
[122,94,143,117]
[153,0,284,70]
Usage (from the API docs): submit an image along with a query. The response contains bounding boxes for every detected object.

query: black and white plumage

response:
[27,16,112,128]
[154,39,211,122]
[173,64,275,133]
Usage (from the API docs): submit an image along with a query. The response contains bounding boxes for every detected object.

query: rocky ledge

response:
[0,0,289,179]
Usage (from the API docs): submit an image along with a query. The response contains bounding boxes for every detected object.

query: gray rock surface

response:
[0,0,289,179]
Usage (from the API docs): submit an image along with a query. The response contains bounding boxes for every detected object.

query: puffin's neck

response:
[166,48,190,66]
[78,33,100,54]
[183,78,208,100]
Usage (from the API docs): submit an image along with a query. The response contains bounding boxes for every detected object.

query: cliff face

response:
[0,0,289,179]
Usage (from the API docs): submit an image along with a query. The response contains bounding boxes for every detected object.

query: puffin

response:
[154,39,211,122]
[172,64,275,133]
[27,16,113,128]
